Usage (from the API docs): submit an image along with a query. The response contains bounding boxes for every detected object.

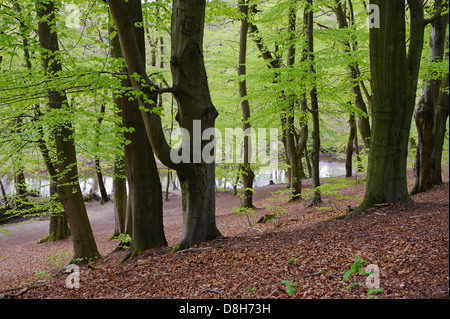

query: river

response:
[1,155,349,197]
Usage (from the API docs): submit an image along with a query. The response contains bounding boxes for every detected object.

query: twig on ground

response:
[0,284,41,299]
[263,287,283,299]
[176,247,213,253]
[410,212,441,218]
[304,271,323,278]
[312,241,331,248]
[196,288,224,296]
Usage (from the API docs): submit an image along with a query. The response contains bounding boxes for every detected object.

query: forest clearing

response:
[0,0,449,303]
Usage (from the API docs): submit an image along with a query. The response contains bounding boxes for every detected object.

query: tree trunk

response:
[285,1,308,201]
[354,121,364,173]
[13,1,69,241]
[412,86,436,194]
[346,113,357,178]
[13,116,28,209]
[36,0,100,263]
[121,0,167,259]
[306,0,321,205]
[94,157,109,203]
[170,0,222,249]
[432,66,449,185]
[412,11,448,194]
[107,0,221,252]
[12,4,30,208]
[94,105,110,204]
[238,0,255,208]
[37,120,70,243]
[348,0,426,217]
[333,0,371,149]
[40,199,70,243]
[285,2,297,193]
[123,107,167,258]
[1,180,9,211]
[109,24,128,237]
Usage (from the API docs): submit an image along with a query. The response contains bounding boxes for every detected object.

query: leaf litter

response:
[2,172,449,299]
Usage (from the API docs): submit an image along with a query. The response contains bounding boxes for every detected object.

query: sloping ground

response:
[12,182,449,300]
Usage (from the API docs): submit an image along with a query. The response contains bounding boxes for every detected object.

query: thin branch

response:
[424,0,444,25]
[196,288,224,296]
[0,284,41,299]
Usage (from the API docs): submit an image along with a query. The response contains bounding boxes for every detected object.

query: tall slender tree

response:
[117,0,167,259]
[110,24,128,238]
[333,0,371,149]
[412,3,448,194]
[12,1,69,242]
[306,0,321,205]
[36,0,100,263]
[238,0,255,208]
[285,0,309,201]
[247,2,307,201]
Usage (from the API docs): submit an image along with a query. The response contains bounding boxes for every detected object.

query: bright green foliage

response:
[0,0,379,216]
[342,256,367,282]
[281,280,297,296]
[0,1,124,219]
[0,0,448,252]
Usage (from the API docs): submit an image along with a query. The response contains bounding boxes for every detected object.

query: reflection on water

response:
[1,156,349,197]
[219,156,348,189]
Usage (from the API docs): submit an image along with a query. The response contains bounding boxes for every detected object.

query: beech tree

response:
[107,0,221,251]
[119,0,167,259]
[333,0,371,151]
[348,0,441,216]
[238,0,256,208]
[36,0,100,262]
[412,3,448,194]
[305,0,321,205]
[246,1,309,202]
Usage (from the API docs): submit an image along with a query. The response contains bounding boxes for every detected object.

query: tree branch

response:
[247,4,280,69]
[424,0,444,25]
[106,0,181,171]
[407,0,426,88]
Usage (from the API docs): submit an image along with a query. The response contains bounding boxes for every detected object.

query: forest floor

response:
[0,170,448,299]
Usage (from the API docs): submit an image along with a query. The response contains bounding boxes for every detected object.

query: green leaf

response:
[347,282,363,291]
[367,288,384,295]
[281,280,297,296]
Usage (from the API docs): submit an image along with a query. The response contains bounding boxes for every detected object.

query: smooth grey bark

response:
[432,56,449,185]
[285,0,308,201]
[170,0,222,249]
